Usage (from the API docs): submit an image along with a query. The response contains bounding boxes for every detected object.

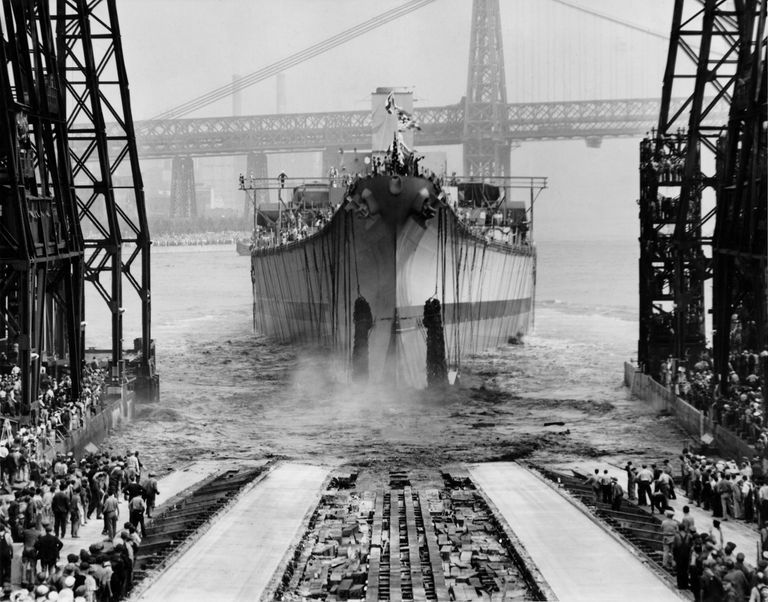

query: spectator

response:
[52,482,70,539]
[102,491,119,540]
[35,524,62,578]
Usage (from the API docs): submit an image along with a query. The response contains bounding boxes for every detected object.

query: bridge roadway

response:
[469,462,684,602]
[133,97,673,158]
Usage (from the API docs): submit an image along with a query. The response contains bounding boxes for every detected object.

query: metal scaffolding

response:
[0,0,84,421]
[711,2,767,391]
[638,0,767,385]
[56,0,154,392]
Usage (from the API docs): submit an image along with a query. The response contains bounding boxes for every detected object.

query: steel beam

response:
[0,0,84,422]
[56,0,154,396]
[639,0,751,379]
[711,1,767,392]
[127,98,721,160]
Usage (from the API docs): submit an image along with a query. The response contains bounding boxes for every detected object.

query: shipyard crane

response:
[0,0,84,420]
[711,2,767,392]
[0,0,155,428]
[56,0,155,398]
[638,0,767,388]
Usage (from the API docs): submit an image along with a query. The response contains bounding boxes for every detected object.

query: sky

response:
[115,0,679,241]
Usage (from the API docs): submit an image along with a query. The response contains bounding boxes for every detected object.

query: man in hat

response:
[680,505,696,534]
[34,524,62,578]
[672,523,693,590]
[718,474,734,521]
[722,556,749,601]
[610,477,624,511]
[52,481,71,539]
[140,472,159,518]
[661,510,679,570]
[102,490,119,540]
[20,520,39,587]
[599,469,612,504]
[584,469,600,503]
[710,519,725,550]
[699,557,724,601]
[127,491,145,537]
[624,461,637,502]
[124,452,139,483]
[734,552,754,586]
[636,464,654,506]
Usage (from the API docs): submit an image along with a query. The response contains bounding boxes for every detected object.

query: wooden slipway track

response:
[130,461,685,601]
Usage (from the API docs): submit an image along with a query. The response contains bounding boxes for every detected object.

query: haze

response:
[118,0,675,242]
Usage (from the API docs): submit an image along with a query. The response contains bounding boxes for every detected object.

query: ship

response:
[246,89,544,388]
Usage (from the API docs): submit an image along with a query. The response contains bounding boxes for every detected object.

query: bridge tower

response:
[170,156,197,218]
[0,0,84,420]
[462,0,510,177]
[57,0,155,395]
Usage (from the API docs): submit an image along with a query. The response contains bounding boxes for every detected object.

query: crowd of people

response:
[0,358,110,465]
[660,512,767,602]
[672,350,768,454]
[151,231,249,247]
[0,448,160,602]
[0,354,161,601]
[586,450,768,601]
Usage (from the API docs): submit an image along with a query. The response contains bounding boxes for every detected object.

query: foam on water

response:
[103,242,688,473]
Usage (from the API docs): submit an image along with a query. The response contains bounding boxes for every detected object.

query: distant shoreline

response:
[151,242,241,254]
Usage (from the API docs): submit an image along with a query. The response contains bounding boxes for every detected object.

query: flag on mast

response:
[384,90,421,131]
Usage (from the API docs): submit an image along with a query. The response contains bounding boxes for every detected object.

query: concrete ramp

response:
[469,462,683,602]
[137,462,329,602]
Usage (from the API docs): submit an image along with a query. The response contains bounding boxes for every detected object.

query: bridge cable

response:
[151,0,436,120]
[548,0,669,41]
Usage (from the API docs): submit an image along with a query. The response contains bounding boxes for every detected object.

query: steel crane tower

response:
[711,2,766,392]
[0,0,84,421]
[638,0,752,379]
[56,0,155,396]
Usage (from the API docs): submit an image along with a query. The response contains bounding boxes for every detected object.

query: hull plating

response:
[251,176,535,388]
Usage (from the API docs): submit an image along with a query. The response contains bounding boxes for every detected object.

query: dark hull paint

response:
[251,175,535,387]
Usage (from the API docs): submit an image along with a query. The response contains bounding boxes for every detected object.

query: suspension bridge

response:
[132,0,677,217]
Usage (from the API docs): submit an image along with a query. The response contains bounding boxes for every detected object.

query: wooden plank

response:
[366,546,381,602]
[403,487,426,601]
[366,490,384,602]
[418,491,449,601]
[390,490,402,602]
[371,488,384,546]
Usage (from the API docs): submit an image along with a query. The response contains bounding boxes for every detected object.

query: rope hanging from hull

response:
[352,296,373,380]
[423,297,448,386]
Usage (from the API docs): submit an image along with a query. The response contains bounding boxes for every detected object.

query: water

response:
[103,238,688,477]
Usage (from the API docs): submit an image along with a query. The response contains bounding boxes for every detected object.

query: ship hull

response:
[251,175,535,388]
